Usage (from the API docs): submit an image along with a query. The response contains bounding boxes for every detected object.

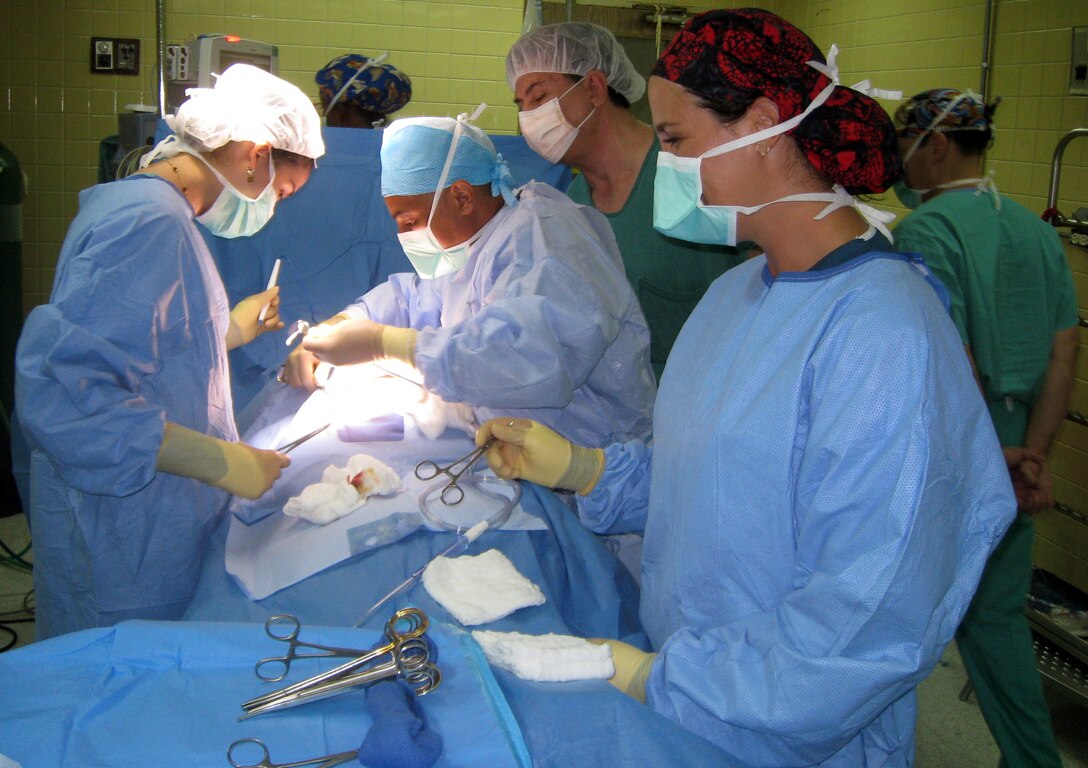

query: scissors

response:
[227,738,357,768]
[415,438,496,506]
[254,614,369,682]
[274,423,331,455]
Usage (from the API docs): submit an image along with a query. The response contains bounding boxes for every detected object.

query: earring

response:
[246,167,255,183]
[757,144,769,158]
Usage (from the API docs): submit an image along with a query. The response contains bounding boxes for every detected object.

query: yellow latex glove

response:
[157,423,289,499]
[475,418,604,495]
[590,639,656,704]
[227,286,282,349]
[302,318,418,367]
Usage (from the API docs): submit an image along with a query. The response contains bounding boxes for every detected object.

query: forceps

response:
[254,614,368,682]
[274,423,331,455]
[227,737,357,768]
[415,438,496,506]
[242,608,439,718]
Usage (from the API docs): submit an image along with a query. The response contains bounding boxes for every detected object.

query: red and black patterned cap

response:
[652,8,901,194]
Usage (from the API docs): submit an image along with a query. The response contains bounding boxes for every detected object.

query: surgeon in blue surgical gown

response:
[286,108,655,447]
[476,10,1016,767]
[15,65,324,639]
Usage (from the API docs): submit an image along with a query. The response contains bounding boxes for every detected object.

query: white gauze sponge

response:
[283,454,400,525]
[422,549,545,625]
[471,630,615,682]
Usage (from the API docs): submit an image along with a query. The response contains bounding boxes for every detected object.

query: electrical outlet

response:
[166,44,190,81]
[115,38,140,74]
[90,37,140,75]
[91,38,114,71]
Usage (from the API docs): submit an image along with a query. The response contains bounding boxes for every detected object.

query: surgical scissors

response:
[254,614,369,682]
[414,438,496,505]
[227,737,357,768]
[274,423,331,455]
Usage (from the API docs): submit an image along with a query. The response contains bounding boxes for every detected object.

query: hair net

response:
[156,64,324,161]
[506,22,646,104]
[894,88,999,138]
[380,114,515,204]
[315,54,412,116]
[652,9,901,194]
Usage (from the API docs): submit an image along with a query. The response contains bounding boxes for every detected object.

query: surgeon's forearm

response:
[157,421,227,484]
[1024,326,1079,456]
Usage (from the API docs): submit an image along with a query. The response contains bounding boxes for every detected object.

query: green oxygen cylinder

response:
[0,140,27,517]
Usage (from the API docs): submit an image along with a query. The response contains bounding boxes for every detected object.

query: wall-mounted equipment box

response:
[90,37,140,75]
[1072,26,1088,96]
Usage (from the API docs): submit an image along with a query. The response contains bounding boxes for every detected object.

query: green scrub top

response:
[567,138,743,379]
[894,187,1078,438]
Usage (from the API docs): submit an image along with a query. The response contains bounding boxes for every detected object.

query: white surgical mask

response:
[397,106,486,279]
[190,151,278,239]
[518,79,596,164]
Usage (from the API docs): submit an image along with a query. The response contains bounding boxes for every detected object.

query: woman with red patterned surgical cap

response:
[476,9,1016,765]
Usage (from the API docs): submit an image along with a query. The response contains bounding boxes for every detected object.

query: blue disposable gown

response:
[578,251,1016,766]
[15,175,237,639]
[342,181,656,446]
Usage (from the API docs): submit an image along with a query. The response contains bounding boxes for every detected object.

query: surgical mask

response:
[894,176,998,211]
[398,224,482,279]
[193,152,278,239]
[892,180,926,210]
[518,79,596,164]
[397,106,486,279]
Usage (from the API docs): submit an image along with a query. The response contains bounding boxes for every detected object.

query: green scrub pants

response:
[955,402,1062,768]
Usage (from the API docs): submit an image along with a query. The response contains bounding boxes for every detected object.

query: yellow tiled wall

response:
[0,0,524,312]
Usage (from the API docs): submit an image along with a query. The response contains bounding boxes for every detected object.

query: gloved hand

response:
[475,418,604,495]
[302,318,418,366]
[227,286,282,349]
[157,422,290,499]
[283,344,322,391]
[589,639,656,704]
[215,441,291,499]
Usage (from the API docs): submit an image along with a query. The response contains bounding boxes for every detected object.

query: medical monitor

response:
[166,35,279,113]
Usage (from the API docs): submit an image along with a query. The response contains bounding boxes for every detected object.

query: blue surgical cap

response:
[380,116,515,204]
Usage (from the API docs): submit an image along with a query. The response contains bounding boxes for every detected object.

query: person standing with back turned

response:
[893,88,1078,768]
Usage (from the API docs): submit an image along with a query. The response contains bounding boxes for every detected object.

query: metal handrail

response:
[1044,128,1088,229]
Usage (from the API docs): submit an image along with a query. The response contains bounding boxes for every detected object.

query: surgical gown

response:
[15,175,237,639]
[341,181,656,446]
[578,249,1016,766]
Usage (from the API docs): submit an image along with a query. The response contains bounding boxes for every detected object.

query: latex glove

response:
[227,286,283,349]
[1002,446,1052,514]
[302,318,418,367]
[283,344,322,391]
[157,422,290,499]
[475,418,604,495]
[589,639,656,704]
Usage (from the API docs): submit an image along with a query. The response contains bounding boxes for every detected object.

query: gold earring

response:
[757,144,769,158]
[246,167,255,183]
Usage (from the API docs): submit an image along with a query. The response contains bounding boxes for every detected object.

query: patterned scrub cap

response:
[893,89,999,138]
[315,54,412,116]
[652,8,901,194]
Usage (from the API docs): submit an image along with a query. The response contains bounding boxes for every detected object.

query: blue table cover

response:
[0,620,528,768]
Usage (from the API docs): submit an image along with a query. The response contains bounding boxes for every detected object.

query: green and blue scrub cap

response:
[893,88,999,139]
[380,106,516,205]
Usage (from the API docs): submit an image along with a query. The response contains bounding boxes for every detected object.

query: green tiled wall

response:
[2,0,1086,315]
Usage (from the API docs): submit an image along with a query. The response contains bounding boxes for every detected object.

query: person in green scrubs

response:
[893,88,1079,768]
[506,22,743,379]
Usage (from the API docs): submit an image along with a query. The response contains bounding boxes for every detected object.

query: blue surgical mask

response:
[193,153,278,239]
